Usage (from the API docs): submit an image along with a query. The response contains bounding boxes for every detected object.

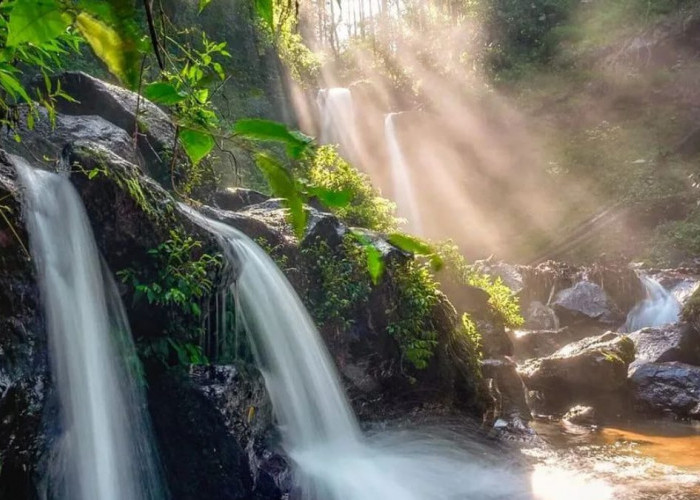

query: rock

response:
[519,332,635,413]
[473,260,524,294]
[628,323,700,369]
[301,210,346,250]
[552,281,621,325]
[478,320,513,358]
[630,362,700,419]
[481,357,532,423]
[523,301,559,330]
[2,105,139,166]
[563,405,597,425]
[147,371,262,500]
[53,72,176,184]
[190,365,290,498]
[214,188,270,212]
[511,328,575,360]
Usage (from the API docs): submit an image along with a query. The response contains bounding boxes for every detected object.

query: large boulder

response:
[552,281,621,325]
[53,72,176,184]
[628,323,700,369]
[2,105,139,166]
[523,301,559,330]
[630,362,700,419]
[511,328,575,360]
[214,188,270,212]
[519,332,635,414]
[481,358,532,426]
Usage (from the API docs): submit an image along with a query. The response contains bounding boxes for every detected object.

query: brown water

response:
[526,419,700,500]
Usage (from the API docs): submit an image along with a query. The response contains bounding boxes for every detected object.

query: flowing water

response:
[624,275,681,331]
[180,204,532,500]
[385,112,423,233]
[317,87,357,157]
[16,159,164,500]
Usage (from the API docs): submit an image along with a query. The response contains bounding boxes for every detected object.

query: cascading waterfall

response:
[180,204,530,500]
[385,112,423,234]
[624,275,681,332]
[316,87,356,152]
[16,158,164,500]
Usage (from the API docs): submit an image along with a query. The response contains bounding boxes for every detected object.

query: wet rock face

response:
[0,154,49,499]
[628,323,700,369]
[523,301,559,330]
[511,328,575,360]
[519,332,634,414]
[53,71,176,184]
[214,188,270,212]
[2,105,139,166]
[563,405,596,425]
[552,281,622,325]
[630,362,700,419]
[147,371,259,500]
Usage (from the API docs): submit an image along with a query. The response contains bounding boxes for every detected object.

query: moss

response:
[436,242,524,328]
[682,287,700,329]
[385,260,441,370]
[302,235,371,330]
[302,146,399,232]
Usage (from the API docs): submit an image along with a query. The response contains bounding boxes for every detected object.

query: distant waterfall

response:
[624,275,681,332]
[316,87,357,156]
[16,159,165,500]
[180,203,528,500]
[385,113,423,233]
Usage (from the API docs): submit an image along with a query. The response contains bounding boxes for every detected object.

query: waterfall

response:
[180,204,529,500]
[16,158,165,500]
[624,275,681,332]
[316,88,357,155]
[385,113,423,234]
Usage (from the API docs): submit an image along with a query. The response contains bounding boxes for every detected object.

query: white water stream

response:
[180,204,530,500]
[624,275,681,332]
[317,87,358,156]
[17,159,164,500]
[385,112,423,234]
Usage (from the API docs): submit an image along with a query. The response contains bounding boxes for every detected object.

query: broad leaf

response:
[179,128,215,165]
[365,245,385,285]
[233,118,312,159]
[0,69,31,103]
[75,12,140,89]
[387,233,434,255]
[6,0,70,47]
[305,185,352,208]
[198,0,212,13]
[143,82,186,105]
[255,154,307,237]
[254,0,274,32]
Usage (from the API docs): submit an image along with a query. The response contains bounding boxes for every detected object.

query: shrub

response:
[304,146,399,232]
[302,236,371,330]
[436,242,523,328]
[385,261,441,370]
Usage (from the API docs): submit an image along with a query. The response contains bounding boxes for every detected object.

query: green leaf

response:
[179,128,215,165]
[75,12,141,89]
[306,185,352,208]
[6,0,71,47]
[143,82,186,105]
[0,70,31,103]
[387,233,434,255]
[366,245,385,285]
[255,154,307,237]
[233,118,312,159]
[254,0,274,32]
[198,0,213,13]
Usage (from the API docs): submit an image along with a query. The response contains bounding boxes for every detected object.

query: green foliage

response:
[385,261,440,370]
[6,0,70,47]
[681,287,700,330]
[302,236,371,329]
[140,337,208,367]
[436,242,523,328]
[118,229,221,323]
[233,118,313,159]
[304,146,399,232]
[648,208,700,266]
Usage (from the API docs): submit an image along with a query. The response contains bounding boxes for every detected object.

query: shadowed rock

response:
[630,362,700,419]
